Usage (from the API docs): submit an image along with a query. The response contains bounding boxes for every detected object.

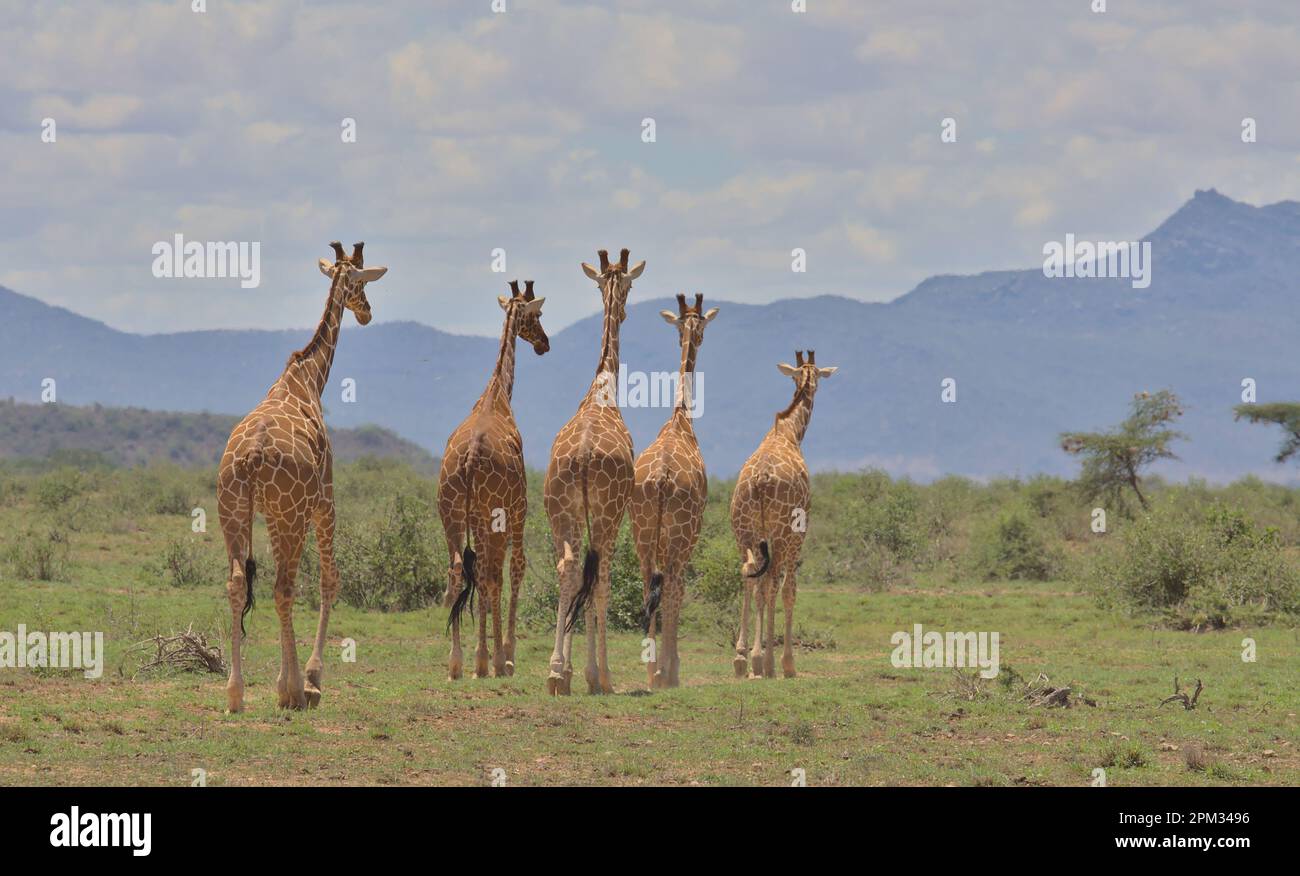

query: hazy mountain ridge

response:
[0,399,436,470]
[3,190,1298,480]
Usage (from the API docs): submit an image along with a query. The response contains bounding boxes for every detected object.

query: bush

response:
[4,527,72,581]
[153,536,214,588]
[968,507,1059,581]
[335,493,442,611]
[35,467,92,512]
[1085,503,1300,628]
[823,470,924,589]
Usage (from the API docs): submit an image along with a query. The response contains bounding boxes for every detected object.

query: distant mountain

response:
[2,189,1298,480]
[0,400,435,471]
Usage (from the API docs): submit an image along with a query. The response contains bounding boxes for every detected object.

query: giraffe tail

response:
[447,546,477,630]
[448,442,481,631]
[640,572,663,635]
[240,558,256,635]
[565,548,599,633]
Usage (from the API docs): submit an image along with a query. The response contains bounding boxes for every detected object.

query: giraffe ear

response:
[498,295,511,310]
[703,307,720,322]
[318,258,333,277]
[581,262,601,281]
[777,363,799,377]
[627,260,646,280]
[523,296,545,314]
[660,310,679,325]
[817,366,838,378]
[352,266,387,283]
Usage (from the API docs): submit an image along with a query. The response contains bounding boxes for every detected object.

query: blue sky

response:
[2,0,1298,335]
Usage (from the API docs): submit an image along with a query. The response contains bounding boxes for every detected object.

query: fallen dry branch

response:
[124,624,225,678]
[1159,676,1203,711]
[944,668,989,701]
[1022,673,1097,709]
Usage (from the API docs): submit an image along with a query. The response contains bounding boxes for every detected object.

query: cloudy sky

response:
[2,0,1298,336]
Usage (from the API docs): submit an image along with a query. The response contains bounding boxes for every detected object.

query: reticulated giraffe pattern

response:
[730,350,837,680]
[631,293,719,688]
[438,280,549,680]
[543,248,644,695]
[216,241,388,713]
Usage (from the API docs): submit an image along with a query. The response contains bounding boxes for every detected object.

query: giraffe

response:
[730,350,837,680]
[543,248,644,696]
[631,293,719,689]
[217,241,388,713]
[439,280,550,680]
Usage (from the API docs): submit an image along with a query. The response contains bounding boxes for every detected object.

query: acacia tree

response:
[1060,390,1184,513]
[1233,402,1300,463]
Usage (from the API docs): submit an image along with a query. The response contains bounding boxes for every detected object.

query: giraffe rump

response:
[640,572,663,635]
[564,548,599,633]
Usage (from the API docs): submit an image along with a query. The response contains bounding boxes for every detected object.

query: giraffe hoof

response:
[304,685,321,709]
[733,656,747,678]
[546,672,569,696]
[503,661,515,676]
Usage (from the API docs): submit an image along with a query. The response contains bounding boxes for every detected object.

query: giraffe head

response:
[777,349,838,395]
[317,241,388,326]
[660,292,719,349]
[498,279,550,355]
[581,247,644,323]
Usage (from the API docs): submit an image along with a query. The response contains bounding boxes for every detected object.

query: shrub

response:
[153,536,214,588]
[968,507,1059,581]
[35,467,92,512]
[1085,503,1300,628]
[823,470,924,589]
[335,493,442,611]
[4,527,72,582]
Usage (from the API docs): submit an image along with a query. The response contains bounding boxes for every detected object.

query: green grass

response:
[0,464,1296,786]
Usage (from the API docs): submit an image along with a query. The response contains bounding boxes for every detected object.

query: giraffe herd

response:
[217,243,834,711]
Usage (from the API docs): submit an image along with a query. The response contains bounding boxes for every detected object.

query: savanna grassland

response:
[0,456,1296,786]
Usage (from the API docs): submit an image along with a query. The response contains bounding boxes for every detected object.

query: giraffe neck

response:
[284,272,347,400]
[672,330,700,428]
[584,287,622,401]
[774,382,815,444]
[484,304,521,402]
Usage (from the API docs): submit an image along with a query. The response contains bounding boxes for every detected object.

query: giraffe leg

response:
[218,479,253,713]
[547,534,578,696]
[490,558,507,678]
[594,549,614,695]
[303,499,338,709]
[639,555,657,687]
[734,573,752,678]
[269,519,308,710]
[446,547,465,681]
[750,575,767,678]
[762,565,779,679]
[666,575,684,688]
[781,560,798,678]
[475,577,490,679]
[224,556,248,713]
[505,537,524,676]
[583,600,600,694]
